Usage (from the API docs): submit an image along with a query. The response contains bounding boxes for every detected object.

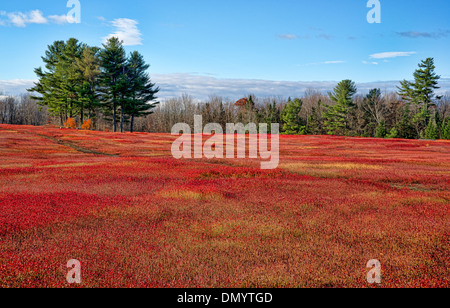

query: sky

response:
[0,0,449,100]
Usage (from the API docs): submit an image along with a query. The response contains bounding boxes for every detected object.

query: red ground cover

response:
[0,125,448,287]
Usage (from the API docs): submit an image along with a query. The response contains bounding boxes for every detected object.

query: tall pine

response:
[76,46,101,123]
[323,80,357,135]
[397,58,441,136]
[125,51,160,133]
[99,37,127,132]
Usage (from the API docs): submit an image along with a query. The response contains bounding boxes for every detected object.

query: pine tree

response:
[305,103,322,135]
[258,100,280,132]
[397,58,441,136]
[442,119,450,140]
[28,39,85,126]
[323,80,357,135]
[424,119,439,140]
[99,37,127,132]
[76,46,101,123]
[375,120,387,138]
[28,40,69,125]
[58,38,85,121]
[386,127,399,139]
[125,51,160,133]
[397,103,418,139]
[281,98,305,135]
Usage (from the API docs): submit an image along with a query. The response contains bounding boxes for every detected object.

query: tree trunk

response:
[113,100,117,132]
[120,104,124,133]
[130,114,135,133]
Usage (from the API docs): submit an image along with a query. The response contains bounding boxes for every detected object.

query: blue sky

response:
[1,0,449,99]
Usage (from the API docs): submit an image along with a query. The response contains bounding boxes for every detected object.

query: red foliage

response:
[235,98,248,107]
[0,124,449,288]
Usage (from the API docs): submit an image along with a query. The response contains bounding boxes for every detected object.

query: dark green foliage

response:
[281,98,305,134]
[396,103,418,139]
[442,119,450,140]
[375,120,387,138]
[424,119,439,140]
[305,103,323,135]
[323,80,357,135]
[397,58,441,137]
[98,37,127,132]
[258,100,281,132]
[28,39,85,125]
[124,51,160,132]
[29,37,159,132]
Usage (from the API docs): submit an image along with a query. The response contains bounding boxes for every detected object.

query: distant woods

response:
[2,52,450,140]
[28,37,159,133]
[146,57,450,140]
[0,94,49,126]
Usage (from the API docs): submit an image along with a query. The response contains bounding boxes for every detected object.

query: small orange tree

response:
[81,119,93,130]
[65,118,77,129]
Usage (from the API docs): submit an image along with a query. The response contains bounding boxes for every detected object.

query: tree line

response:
[136,58,449,140]
[0,94,49,126]
[142,58,450,139]
[3,52,450,140]
[28,37,159,133]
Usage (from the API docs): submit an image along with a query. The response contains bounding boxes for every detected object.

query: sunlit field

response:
[0,124,449,288]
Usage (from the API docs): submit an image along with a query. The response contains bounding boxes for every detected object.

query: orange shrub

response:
[64,118,77,129]
[81,119,93,130]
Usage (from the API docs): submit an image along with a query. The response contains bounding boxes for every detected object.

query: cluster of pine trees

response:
[28,37,159,132]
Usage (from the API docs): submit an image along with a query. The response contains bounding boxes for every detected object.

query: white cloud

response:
[1,9,80,27]
[278,34,299,40]
[397,30,450,39]
[7,10,48,27]
[362,61,379,65]
[103,18,143,46]
[0,79,37,95]
[48,14,77,24]
[370,51,417,59]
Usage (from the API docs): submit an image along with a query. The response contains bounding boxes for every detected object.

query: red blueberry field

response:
[0,124,449,288]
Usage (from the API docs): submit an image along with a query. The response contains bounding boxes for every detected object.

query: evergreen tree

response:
[259,100,281,132]
[442,119,450,140]
[397,58,441,136]
[28,39,86,126]
[375,120,387,138]
[57,38,85,120]
[28,40,76,125]
[305,103,323,135]
[76,46,101,123]
[99,37,127,132]
[386,127,399,139]
[125,51,160,133]
[281,98,305,134]
[323,80,357,135]
[424,119,439,140]
[396,103,418,139]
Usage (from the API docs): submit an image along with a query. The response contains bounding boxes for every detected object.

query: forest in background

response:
[1,37,450,140]
[2,89,450,140]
